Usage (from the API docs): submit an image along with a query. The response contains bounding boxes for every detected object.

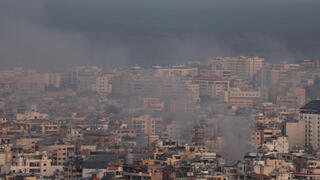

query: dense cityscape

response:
[0,56,320,179]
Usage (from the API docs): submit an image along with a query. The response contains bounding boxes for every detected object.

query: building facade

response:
[300,100,320,150]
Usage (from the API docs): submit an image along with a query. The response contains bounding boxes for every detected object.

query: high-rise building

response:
[285,119,305,149]
[92,74,113,94]
[193,76,229,100]
[247,56,265,80]
[300,100,320,151]
[132,114,163,136]
[44,73,61,89]
[208,56,264,80]
[192,125,205,146]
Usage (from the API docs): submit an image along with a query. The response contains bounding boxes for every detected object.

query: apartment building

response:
[208,56,264,80]
[300,100,320,150]
[38,144,76,166]
[10,151,63,177]
[225,88,261,106]
[92,74,113,94]
[193,76,229,100]
[132,114,163,136]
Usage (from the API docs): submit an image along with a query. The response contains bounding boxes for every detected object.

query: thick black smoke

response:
[1,0,320,70]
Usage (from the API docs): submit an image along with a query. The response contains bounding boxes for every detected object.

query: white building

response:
[265,136,289,153]
[16,111,49,121]
[10,151,63,177]
[225,88,260,102]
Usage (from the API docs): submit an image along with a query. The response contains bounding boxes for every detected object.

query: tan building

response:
[247,56,265,80]
[39,144,76,166]
[40,123,60,135]
[251,128,282,146]
[43,73,61,89]
[185,79,200,103]
[276,86,306,108]
[143,98,164,112]
[13,70,47,95]
[193,76,229,99]
[112,128,137,137]
[165,120,181,141]
[16,111,49,121]
[15,138,43,151]
[132,114,163,136]
[208,56,264,80]
[0,151,13,172]
[10,151,63,177]
[300,100,320,150]
[285,119,305,150]
[154,67,198,77]
[92,74,113,94]
[225,88,260,106]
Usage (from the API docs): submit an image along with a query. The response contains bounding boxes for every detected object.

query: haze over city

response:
[1,0,320,69]
[1,0,320,180]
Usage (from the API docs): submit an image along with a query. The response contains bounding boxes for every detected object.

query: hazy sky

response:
[1,0,320,70]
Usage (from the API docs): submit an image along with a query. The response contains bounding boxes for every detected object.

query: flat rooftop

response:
[300,100,320,113]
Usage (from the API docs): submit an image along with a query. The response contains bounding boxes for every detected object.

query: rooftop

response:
[83,152,116,169]
[300,100,320,113]
[195,76,227,81]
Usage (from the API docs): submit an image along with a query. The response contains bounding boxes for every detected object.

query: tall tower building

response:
[300,100,320,151]
[192,125,205,146]
[246,56,264,80]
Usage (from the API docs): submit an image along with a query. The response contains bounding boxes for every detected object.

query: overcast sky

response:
[1,0,320,70]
